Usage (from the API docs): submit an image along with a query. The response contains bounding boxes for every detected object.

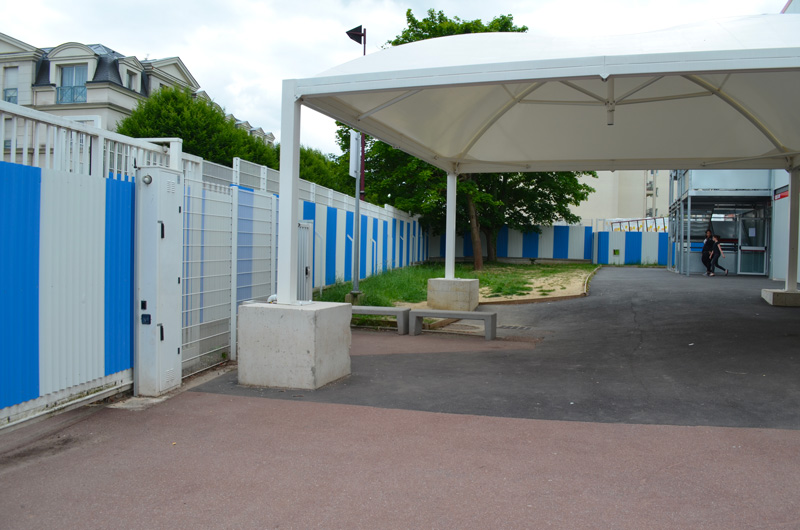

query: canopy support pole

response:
[276,80,301,304]
[445,172,457,279]
[786,162,799,292]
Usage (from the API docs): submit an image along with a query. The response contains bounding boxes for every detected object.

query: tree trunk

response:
[483,227,498,262]
[465,192,484,271]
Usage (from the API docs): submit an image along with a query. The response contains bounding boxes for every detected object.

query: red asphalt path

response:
[1,331,799,529]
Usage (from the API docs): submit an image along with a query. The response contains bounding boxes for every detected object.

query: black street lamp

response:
[346,25,367,300]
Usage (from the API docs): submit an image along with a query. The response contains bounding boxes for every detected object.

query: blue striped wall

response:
[594,231,669,266]
[294,200,421,288]
[430,225,590,261]
[427,225,667,267]
[1,162,135,412]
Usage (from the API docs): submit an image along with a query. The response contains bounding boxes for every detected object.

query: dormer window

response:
[126,70,138,91]
[57,64,88,104]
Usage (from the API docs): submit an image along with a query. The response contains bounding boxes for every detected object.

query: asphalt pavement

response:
[1,267,799,529]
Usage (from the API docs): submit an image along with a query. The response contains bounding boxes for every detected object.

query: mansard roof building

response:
[0,32,272,144]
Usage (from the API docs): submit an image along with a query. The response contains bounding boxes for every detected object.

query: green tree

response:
[390,9,526,45]
[117,86,279,169]
[117,86,350,192]
[339,9,595,269]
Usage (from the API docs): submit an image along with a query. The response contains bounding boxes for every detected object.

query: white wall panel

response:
[508,228,523,258]
[314,203,327,288]
[539,227,554,259]
[609,232,626,265]
[429,235,441,259]
[568,226,585,259]
[39,169,106,395]
[642,232,660,264]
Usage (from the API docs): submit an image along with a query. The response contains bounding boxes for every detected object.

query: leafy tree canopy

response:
[390,9,527,45]
[337,9,595,267]
[117,86,278,169]
[117,86,350,193]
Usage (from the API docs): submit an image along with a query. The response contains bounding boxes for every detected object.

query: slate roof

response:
[32,43,138,92]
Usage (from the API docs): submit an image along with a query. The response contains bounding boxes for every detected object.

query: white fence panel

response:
[39,169,106,394]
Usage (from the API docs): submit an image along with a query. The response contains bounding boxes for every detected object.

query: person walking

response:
[709,234,728,276]
[701,229,714,276]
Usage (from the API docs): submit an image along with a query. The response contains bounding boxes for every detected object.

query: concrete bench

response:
[409,309,497,340]
[351,306,410,335]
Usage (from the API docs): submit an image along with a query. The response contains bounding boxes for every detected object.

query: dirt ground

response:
[396,266,598,309]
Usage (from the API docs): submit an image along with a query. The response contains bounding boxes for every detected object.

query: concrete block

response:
[761,289,800,307]
[238,302,351,389]
[427,278,480,311]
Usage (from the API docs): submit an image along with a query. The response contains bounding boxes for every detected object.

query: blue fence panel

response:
[326,207,337,285]
[382,220,388,271]
[625,232,643,265]
[658,232,669,266]
[463,231,473,257]
[553,226,569,259]
[584,227,593,260]
[522,231,539,258]
[0,162,41,408]
[597,232,610,264]
[345,211,353,281]
[497,226,509,258]
[104,177,135,375]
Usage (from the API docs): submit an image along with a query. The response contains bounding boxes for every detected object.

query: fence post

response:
[90,134,104,179]
[230,158,241,361]
[271,195,279,296]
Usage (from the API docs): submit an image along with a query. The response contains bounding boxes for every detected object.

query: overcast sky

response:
[5,0,789,155]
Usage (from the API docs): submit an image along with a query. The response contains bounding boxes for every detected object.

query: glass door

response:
[738,218,768,275]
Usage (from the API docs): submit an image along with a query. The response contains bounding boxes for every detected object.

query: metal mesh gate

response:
[182,162,234,377]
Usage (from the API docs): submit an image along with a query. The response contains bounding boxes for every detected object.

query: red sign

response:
[774,190,789,200]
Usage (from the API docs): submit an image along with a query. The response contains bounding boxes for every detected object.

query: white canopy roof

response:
[294,14,800,173]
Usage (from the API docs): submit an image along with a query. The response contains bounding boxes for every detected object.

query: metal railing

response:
[0,100,178,179]
[56,85,87,104]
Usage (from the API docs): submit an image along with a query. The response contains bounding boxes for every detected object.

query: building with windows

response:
[0,32,272,143]
[572,169,671,227]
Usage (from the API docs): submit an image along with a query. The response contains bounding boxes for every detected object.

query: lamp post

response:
[346,25,366,301]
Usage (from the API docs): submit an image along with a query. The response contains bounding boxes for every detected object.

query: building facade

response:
[572,169,671,227]
[0,32,272,143]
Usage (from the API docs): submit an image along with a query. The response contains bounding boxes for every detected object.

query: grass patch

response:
[315,261,597,306]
